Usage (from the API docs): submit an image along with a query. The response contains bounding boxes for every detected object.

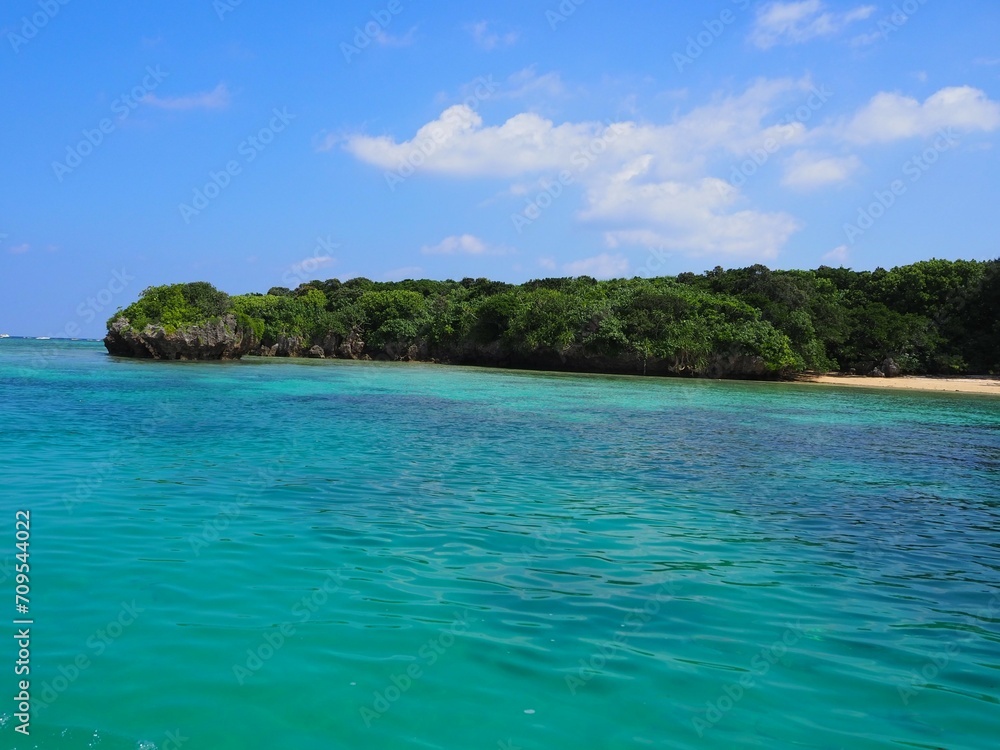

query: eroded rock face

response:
[382,339,429,362]
[255,336,309,357]
[427,341,785,379]
[104,315,256,360]
[274,335,306,357]
[338,328,366,360]
[317,332,341,357]
[882,357,902,377]
[701,353,773,379]
[105,318,792,379]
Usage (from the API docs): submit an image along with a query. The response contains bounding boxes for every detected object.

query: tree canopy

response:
[108,258,1000,377]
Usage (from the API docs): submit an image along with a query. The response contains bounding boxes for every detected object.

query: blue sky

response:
[1,0,999,337]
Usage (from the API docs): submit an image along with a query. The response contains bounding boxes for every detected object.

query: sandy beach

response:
[797,374,1000,396]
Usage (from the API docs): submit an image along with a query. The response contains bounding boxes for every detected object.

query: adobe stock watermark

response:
[723,84,834,193]
[7,0,71,54]
[138,730,188,750]
[566,578,675,695]
[178,107,295,223]
[857,531,909,564]
[388,397,506,511]
[16,267,134,378]
[188,498,251,556]
[341,0,404,63]
[510,121,630,233]
[384,76,499,191]
[62,401,174,514]
[512,522,568,566]
[897,592,1000,705]
[359,610,470,727]
[52,66,169,182]
[232,570,346,685]
[57,267,135,339]
[33,600,144,714]
[547,0,587,30]
[868,0,930,41]
[635,246,673,279]
[213,0,245,21]
[692,621,806,737]
[281,235,340,287]
[188,444,301,555]
[673,0,751,72]
[843,127,958,245]
[76,268,135,327]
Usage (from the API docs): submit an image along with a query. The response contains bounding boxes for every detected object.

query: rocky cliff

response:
[104,315,257,360]
[104,320,787,377]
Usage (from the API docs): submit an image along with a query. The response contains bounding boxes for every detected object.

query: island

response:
[104,258,1000,381]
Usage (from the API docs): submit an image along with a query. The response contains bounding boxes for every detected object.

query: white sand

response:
[796,374,1000,396]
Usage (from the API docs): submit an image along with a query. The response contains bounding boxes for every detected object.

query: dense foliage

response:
[111,282,232,332]
[109,258,1000,377]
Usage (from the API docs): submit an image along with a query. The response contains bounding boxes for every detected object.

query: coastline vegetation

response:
[106,258,1000,377]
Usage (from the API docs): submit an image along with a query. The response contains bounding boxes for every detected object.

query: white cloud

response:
[466,20,519,50]
[782,150,860,188]
[344,105,598,177]
[562,253,629,279]
[421,234,511,256]
[8,243,30,255]
[850,30,883,47]
[843,86,1000,143]
[822,245,850,264]
[290,255,334,276]
[581,156,801,259]
[538,256,557,271]
[341,78,837,260]
[375,26,418,47]
[313,132,338,153]
[343,78,814,179]
[498,67,567,100]
[750,1,875,49]
[422,234,486,255]
[143,83,231,111]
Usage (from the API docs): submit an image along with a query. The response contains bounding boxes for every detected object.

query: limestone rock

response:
[274,335,306,357]
[103,315,256,360]
[338,328,366,359]
[882,357,901,377]
[319,332,342,357]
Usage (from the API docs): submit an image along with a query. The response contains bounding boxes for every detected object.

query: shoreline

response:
[794,373,1000,396]
[22,339,1000,395]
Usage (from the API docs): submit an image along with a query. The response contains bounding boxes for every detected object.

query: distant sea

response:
[2,339,998,749]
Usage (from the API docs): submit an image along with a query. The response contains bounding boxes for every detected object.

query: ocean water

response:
[1,339,998,749]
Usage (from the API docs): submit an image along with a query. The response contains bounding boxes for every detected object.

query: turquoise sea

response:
[1,339,998,749]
